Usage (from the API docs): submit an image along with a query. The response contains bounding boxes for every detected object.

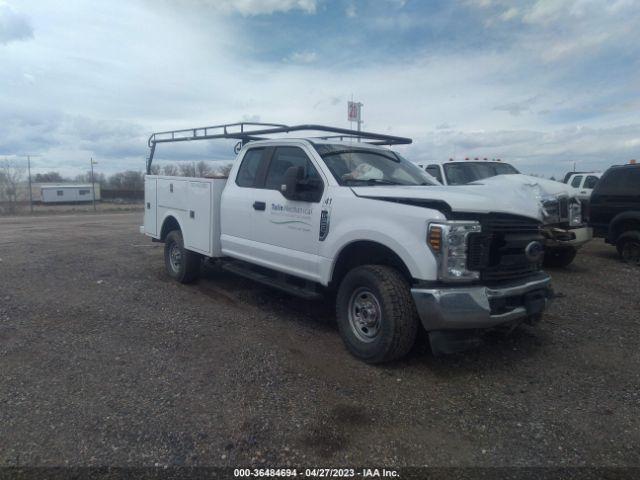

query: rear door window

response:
[596,168,640,195]
[236,148,265,187]
[571,175,583,188]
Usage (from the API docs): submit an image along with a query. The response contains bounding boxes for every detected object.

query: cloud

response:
[493,96,539,116]
[2,0,639,180]
[0,3,33,44]
[192,0,317,15]
[346,4,357,18]
[285,50,318,63]
[499,7,518,21]
[241,114,262,123]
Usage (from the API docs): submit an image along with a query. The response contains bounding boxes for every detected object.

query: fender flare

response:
[159,214,184,241]
[328,238,417,286]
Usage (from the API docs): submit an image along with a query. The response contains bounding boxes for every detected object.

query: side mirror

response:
[280,166,304,200]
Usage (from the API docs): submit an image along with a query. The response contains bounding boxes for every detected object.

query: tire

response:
[543,247,577,268]
[336,265,418,364]
[164,230,202,283]
[616,231,640,265]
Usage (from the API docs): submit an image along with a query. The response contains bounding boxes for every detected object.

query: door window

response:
[571,175,583,188]
[583,176,598,189]
[264,147,321,191]
[426,164,443,183]
[236,148,265,187]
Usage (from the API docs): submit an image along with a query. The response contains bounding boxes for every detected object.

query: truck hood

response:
[469,174,575,198]
[351,184,543,221]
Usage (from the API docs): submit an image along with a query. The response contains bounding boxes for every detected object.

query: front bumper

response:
[411,272,552,331]
[543,226,592,248]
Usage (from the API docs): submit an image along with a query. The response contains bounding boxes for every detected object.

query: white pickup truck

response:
[418,159,593,267]
[565,172,602,202]
[142,123,553,362]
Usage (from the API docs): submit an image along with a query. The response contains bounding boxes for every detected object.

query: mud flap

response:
[524,289,547,316]
[428,330,482,356]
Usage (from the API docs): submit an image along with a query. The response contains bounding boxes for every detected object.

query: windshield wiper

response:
[345,178,404,186]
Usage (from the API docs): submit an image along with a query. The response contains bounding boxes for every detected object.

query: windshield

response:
[444,162,519,185]
[314,145,434,186]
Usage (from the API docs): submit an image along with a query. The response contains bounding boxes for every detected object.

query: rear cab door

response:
[220,146,269,259]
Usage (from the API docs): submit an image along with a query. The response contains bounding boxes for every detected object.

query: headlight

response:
[568,199,582,226]
[428,221,481,282]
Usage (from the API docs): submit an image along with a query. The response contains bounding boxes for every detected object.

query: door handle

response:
[253,201,266,211]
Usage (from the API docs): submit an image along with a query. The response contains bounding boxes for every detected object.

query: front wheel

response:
[336,265,418,363]
[164,230,202,283]
[616,231,640,265]
[543,246,577,268]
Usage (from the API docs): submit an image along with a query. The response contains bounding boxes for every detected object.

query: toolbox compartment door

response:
[183,180,212,255]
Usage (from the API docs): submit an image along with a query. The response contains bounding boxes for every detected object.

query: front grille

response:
[467,214,543,283]
[558,196,569,220]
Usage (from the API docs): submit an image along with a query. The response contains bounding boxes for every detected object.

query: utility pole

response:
[21,154,40,214]
[27,155,33,214]
[90,157,98,212]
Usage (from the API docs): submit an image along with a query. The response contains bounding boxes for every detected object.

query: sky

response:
[0,0,639,179]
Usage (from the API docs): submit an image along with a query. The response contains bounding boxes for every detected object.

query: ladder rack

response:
[147,122,412,173]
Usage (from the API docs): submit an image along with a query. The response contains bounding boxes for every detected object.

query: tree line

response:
[33,161,233,191]
[0,158,232,214]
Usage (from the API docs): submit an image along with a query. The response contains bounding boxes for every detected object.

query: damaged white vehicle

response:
[142,123,555,362]
[419,160,592,267]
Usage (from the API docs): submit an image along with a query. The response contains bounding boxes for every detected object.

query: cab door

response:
[220,147,268,259]
[250,145,327,282]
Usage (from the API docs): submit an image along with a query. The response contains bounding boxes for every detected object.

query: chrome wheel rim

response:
[169,242,182,272]
[621,241,640,265]
[348,288,382,343]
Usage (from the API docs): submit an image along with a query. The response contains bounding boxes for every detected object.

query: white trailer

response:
[38,184,101,203]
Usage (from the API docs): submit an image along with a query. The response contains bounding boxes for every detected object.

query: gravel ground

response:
[0,212,638,468]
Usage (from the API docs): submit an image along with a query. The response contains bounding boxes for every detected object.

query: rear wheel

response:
[164,230,202,283]
[336,265,418,363]
[616,231,640,265]
[543,246,577,268]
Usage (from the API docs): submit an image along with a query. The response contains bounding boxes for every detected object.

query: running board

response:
[220,260,323,300]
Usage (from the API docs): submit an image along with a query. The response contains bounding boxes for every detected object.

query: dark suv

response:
[589,163,640,263]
